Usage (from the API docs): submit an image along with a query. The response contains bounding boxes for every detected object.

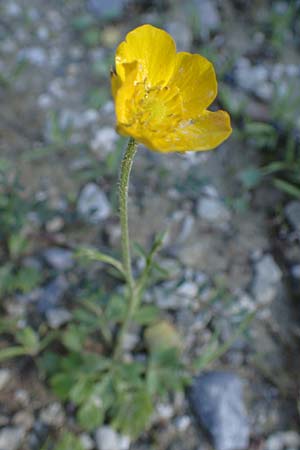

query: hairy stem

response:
[114,138,138,360]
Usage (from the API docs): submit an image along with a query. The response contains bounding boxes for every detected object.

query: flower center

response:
[132,83,183,132]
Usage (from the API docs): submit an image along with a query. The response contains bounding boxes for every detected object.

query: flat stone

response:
[19,47,47,66]
[96,426,118,450]
[46,307,72,329]
[197,197,231,225]
[194,0,220,39]
[90,127,119,157]
[291,264,300,279]
[189,371,250,450]
[37,276,68,313]
[155,403,174,421]
[252,254,282,304]
[285,201,300,232]
[87,0,126,18]
[80,433,94,450]
[43,247,74,271]
[77,183,111,224]
[255,254,282,284]
[0,427,25,450]
[0,369,11,391]
[13,411,34,431]
[166,22,193,51]
[264,431,300,450]
[40,402,65,427]
[95,426,130,450]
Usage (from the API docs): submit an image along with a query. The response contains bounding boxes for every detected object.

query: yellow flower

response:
[111,24,232,153]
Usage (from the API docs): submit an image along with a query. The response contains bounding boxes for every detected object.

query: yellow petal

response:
[147,110,232,152]
[111,71,122,99]
[170,52,217,116]
[115,24,177,87]
[114,61,139,125]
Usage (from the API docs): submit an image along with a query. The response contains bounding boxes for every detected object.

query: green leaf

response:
[77,396,104,431]
[192,312,255,372]
[146,348,186,397]
[77,248,125,277]
[113,388,153,438]
[51,373,75,400]
[273,178,300,199]
[70,379,94,405]
[8,233,28,259]
[54,432,84,450]
[16,327,40,354]
[81,353,111,373]
[0,346,28,362]
[115,361,144,387]
[105,295,127,323]
[93,375,115,410]
[15,266,42,294]
[83,29,101,47]
[72,14,94,31]
[61,352,83,372]
[62,324,87,352]
[38,351,61,376]
[132,305,160,325]
[0,263,13,296]
[239,167,263,189]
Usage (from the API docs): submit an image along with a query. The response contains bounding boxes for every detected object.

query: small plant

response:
[238,78,300,198]
[0,167,42,298]
[40,23,233,440]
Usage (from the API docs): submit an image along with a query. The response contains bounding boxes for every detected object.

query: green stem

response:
[119,137,137,290]
[0,346,29,362]
[114,138,138,360]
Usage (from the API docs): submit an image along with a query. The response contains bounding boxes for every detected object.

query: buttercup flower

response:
[111,24,232,153]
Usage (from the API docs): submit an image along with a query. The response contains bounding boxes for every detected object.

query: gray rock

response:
[95,426,130,450]
[197,197,231,225]
[236,58,272,101]
[0,369,11,391]
[19,47,47,66]
[46,307,72,329]
[189,371,250,450]
[154,403,174,421]
[122,332,139,352]
[13,411,34,431]
[264,431,300,450]
[5,2,21,17]
[255,254,282,284]
[96,427,118,450]
[166,22,193,51]
[43,247,74,271]
[37,276,68,313]
[0,427,25,450]
[285,201,300,232]
[154,279,199,310]
[14,390,30,407]
[87,0,125,18]
[80,433,94,450]
[91,127,119,157]
[45,216,65,232]
[40,402,65,427]
[195,0,220,39]
[236,58,268,90]
[291,264,300,279]
[77,183,111,224]
[252,254,282,304]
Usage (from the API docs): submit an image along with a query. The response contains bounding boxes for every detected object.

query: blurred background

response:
[0,0,300,449]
